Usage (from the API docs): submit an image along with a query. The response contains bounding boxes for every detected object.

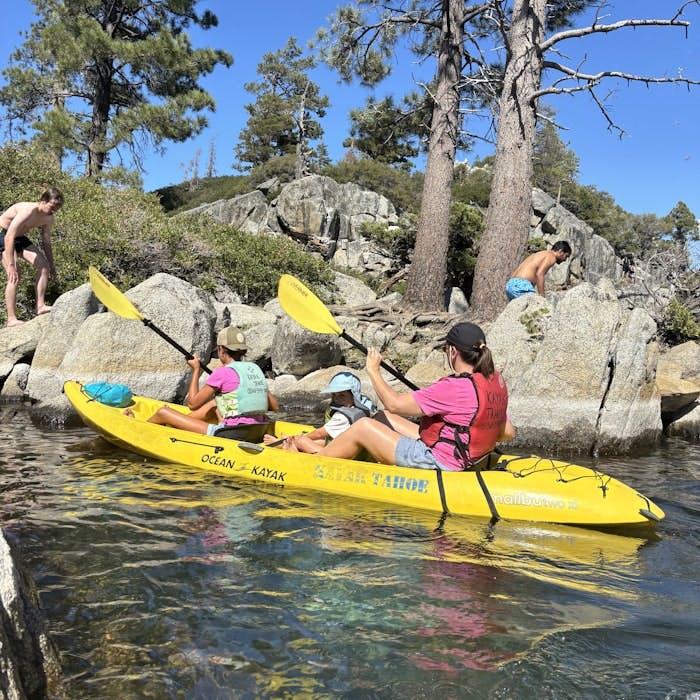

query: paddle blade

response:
[88,266,144,321]
[278,274,342,335]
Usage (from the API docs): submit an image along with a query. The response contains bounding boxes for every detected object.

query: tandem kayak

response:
[63,381,665,529]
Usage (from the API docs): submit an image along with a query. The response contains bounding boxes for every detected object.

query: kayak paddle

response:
[278,274,502,523]
[88,266,213,374]
[277,274,419,391]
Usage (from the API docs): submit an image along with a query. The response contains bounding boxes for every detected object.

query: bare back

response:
[0,202,55,236]
[510,250,560,295]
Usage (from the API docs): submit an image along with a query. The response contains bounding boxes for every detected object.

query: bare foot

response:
[36,305,52,315]
[281,438,299,452]
[6,319,25,327]
[263,433,284,446]
[123,408,135,417]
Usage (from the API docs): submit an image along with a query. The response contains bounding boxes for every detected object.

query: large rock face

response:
[25,283,101,413]
[181,175,399,277]
[657,340,700,437]
[0,530,62,698]
[0,314,52,387]
[27,274,217,424]
[489,279,661,454]
[531,188,618,290]
[271,314,343,376]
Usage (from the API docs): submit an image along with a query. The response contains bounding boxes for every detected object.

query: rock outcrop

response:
[0,175,695,448]
[0,530,63,697]
[181,175,399,277]
[489,280,661,453]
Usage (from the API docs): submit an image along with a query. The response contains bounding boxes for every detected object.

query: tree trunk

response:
[400,0,464,312]
[48,79,64,170]
[87,59,113,177]
[294,82,309,180]
[470,0,546,320]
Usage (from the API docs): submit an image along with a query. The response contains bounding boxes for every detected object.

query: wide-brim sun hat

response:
[321,371,362,396]
[321,371,374,412]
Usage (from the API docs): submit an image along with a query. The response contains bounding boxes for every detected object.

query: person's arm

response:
[2,210,32,285]
[267,391,279,412]
[498,417,516,442]
[185,357,216,410]
[366,347,422,417]
[40,221,57,280]
[534,255,556,296]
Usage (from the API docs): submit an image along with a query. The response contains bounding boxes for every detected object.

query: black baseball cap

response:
[444,322,486,351]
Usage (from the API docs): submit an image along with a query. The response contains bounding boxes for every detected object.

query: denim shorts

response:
[395,437,448,470]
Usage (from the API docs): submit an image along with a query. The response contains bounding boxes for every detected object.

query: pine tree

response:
[0,0,232,179]
[234,37,329,177]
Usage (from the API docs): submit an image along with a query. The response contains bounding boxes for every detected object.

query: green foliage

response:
[0,0,232,177]
[359,220,416,269]
[177,218,334,303]
[0,142,332,323]
[666,201,699,245]
[321,158,423,214]
[359,200,482,296]
[525,237,548,255]
[452,163,492,209]
[234,37,329,172]
[518,307,551,339]
[545,1,598,30]
[447,202,483,294]
[344,93,430,167]
[248,155,298,189]
[659,298,700,346]
[154,175,250,214]
[533,113,579,196]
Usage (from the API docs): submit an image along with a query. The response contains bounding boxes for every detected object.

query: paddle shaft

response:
[340,331,419,391]
[142,318,213,375]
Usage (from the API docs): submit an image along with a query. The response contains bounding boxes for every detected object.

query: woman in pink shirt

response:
[291,322,514,470]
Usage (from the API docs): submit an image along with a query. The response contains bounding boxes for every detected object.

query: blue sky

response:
[1,0,699,223]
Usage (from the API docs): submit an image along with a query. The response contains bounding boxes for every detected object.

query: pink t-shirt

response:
[207,365,268,426]
[413,376,479,471]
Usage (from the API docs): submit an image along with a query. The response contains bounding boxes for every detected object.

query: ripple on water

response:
[0,418,698,698]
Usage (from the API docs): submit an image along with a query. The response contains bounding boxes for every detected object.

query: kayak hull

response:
[63,381,665,528]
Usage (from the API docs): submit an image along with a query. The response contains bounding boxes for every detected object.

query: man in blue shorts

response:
[505,240,571,301]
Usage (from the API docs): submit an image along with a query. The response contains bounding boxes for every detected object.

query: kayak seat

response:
[463,451,508,472]
[213,423,274,443]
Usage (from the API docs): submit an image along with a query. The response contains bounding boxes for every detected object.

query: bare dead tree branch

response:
[541,16,692,53]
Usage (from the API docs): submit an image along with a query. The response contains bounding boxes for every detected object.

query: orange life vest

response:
[418,371,508,469]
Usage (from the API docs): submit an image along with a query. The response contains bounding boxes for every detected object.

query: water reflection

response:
[0,412,698,699]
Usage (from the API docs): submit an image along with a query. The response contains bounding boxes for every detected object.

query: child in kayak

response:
[126,326,278,435]
[266,371,375,453]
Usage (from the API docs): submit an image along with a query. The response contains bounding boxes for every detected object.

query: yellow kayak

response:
[63,381,665,528]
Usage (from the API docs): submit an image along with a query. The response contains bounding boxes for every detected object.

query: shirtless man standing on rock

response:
[0,187,63,327]
[504,240,571,301]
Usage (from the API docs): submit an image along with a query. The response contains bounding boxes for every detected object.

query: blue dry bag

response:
[84,382,133,408]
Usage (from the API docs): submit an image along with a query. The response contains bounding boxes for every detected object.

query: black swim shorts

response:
[0,229,33,253]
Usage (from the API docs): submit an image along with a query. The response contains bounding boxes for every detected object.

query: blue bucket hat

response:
[322,371,374,412]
